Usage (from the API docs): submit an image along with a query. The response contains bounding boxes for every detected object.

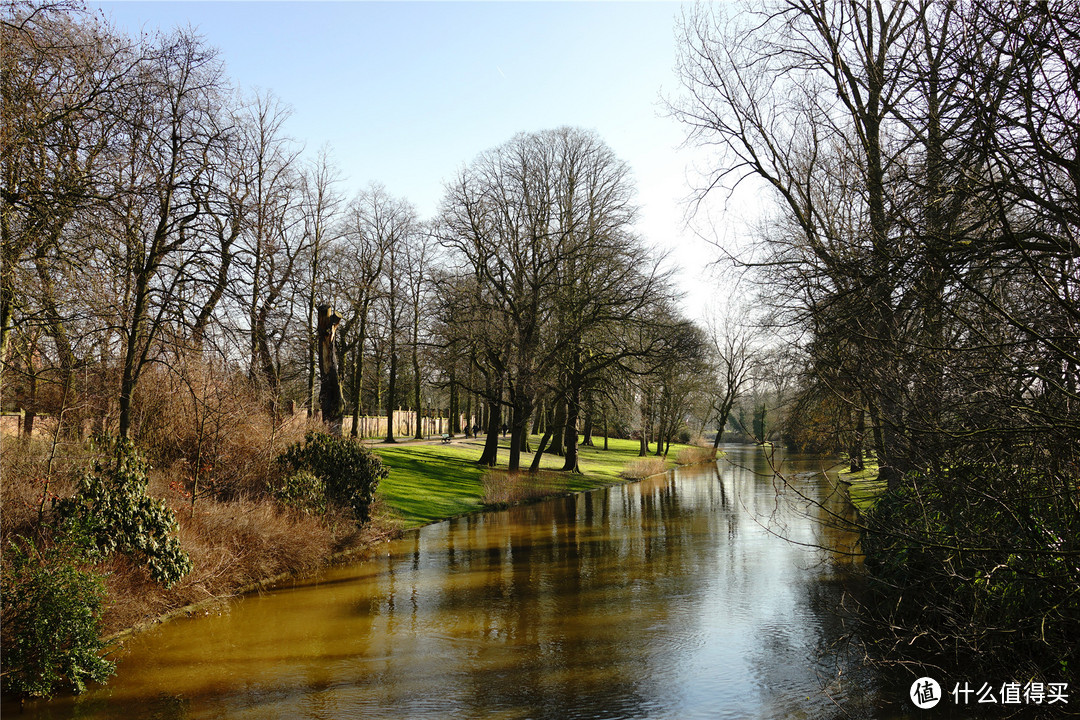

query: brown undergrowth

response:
[1,358,406,650]
[99,493,403,637]
[619,457,667,479]
[481,469,567,506]
[0,436,92,546]
[674,445,717,465]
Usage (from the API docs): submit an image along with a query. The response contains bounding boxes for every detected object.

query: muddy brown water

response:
[9,445,928,719]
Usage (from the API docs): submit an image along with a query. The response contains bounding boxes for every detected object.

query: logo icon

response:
[911,677,942,709]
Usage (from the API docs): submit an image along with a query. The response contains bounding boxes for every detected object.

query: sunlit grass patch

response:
[371,442,487,526]
[372,436,703,527]
[839,462,885,513]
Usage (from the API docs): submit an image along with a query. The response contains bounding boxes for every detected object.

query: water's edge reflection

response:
[9,445,912,720]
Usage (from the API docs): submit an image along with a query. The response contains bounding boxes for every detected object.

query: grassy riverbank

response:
[836,461,884,514]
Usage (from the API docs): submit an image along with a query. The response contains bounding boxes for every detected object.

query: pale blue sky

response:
[92,1,724,314]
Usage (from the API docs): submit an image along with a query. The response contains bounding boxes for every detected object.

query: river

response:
[10,445,922,719]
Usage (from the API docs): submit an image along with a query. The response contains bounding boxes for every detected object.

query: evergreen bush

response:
[860,462,1078,683]
[0,528,115,698]
[54,435,191,587]
[276,432,388,525]
[272,470,328,515]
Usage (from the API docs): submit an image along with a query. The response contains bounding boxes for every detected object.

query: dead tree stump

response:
[317,304,344,436]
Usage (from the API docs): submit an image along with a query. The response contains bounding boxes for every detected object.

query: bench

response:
[441,434,451,444]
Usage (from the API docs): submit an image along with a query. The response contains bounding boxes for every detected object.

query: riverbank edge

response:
[101,443,721,647]
[834,461,884,517]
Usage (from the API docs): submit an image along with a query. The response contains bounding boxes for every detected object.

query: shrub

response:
[0,528,115,698]
[860,462,1079,683]
[132,362,312,502]
[54,436,191,588]
[272,470,328,515]
[276,432,388,525]
[674,446,716,465]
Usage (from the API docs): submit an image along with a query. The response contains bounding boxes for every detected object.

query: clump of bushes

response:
[133,362,312,501]
[0,525,114,698]
[275,432,388,525]
[273,470,328,515]
[1,436,194,699]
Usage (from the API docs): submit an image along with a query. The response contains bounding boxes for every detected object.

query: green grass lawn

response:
[372,436,700,527]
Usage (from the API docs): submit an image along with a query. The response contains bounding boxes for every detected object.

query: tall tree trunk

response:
[654,414,666,457]
[582,400,594,447]
[711,396,735,450]
[450,370,460,436]
[547,396,566,456]
[413,349,422,439]
[850,405,866,472]
[639,393,651,457]
[529,428,554,472]
[118,264,154,440]
[561,376,582,473]
[35,257,77,405]
[478,394,501,466]
[602,405,609,450]
[463,386,472,438]
[384,333,397,443]
[509,394,532,472]
[349,306,369,438]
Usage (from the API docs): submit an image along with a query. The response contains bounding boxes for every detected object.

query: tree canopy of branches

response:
[439,128,684,472]
[2,4,707,484]
[673,0,1078,685]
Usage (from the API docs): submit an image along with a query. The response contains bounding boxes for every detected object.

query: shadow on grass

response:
[373,437,706,528]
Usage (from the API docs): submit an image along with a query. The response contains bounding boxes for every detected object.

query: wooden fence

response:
[0,408,475,442]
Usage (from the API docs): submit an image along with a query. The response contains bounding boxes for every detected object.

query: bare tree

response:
[337,185,419,443]
[99,29,225,438]
[230,90,305,407]
[672,0,1079,682]
[333,188,388,437]
[403,223,435,439]
[441,128,675,472]
[1,3,134,413]
[702,303,755,448]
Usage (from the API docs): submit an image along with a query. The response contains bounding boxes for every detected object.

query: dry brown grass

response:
[619,457,667,480]
[1,360,408,643]
[132,361,316,501]
[674,446,717,465]
[96,464,408,637]
[0,436,91,544]
[481,470,567,506]
[99,485,367,635]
